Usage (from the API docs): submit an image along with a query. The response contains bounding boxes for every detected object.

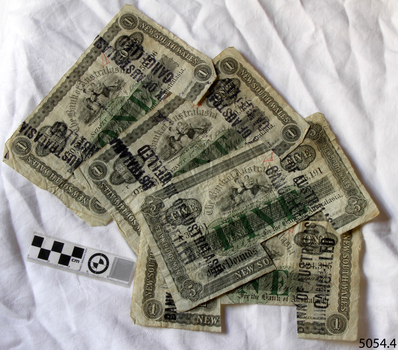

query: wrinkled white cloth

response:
[1,1,397,349]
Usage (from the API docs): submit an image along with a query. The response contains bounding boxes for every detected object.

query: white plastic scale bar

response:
[27,232,135,287]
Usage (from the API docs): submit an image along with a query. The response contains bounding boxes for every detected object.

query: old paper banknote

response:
[76,47,309,250]
[292,221,362,341]
[3,5,216,226]
[131,112,377,311]
[222,213,362,341]
[131,234,221,332]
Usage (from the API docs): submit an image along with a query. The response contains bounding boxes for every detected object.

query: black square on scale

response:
[51,241,64,253]
[72,246,84,259]
[58,254,71,266]
[38,248,51,260]
[32,235,44,248]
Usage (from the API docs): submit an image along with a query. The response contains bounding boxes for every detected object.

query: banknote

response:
[222,213,362,341]
[3,5,216,226]
[75,46,310,250]
[133,141,315,311]
[291,221,362,341]
[131,233,221,332]
[131,112,378,311]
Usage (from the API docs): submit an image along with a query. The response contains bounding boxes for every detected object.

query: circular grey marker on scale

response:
[88,253,109,274]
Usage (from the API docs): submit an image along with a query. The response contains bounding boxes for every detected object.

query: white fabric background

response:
[1,0,397,349]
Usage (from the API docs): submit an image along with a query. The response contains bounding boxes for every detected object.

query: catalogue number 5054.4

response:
[359,339,396,348]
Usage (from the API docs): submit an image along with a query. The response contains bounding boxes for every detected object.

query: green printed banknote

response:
[292,220,362,341]
[221,211,362,341]
[3,4,216,226]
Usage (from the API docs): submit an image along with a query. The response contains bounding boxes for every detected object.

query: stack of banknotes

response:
[3,5,379,341]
